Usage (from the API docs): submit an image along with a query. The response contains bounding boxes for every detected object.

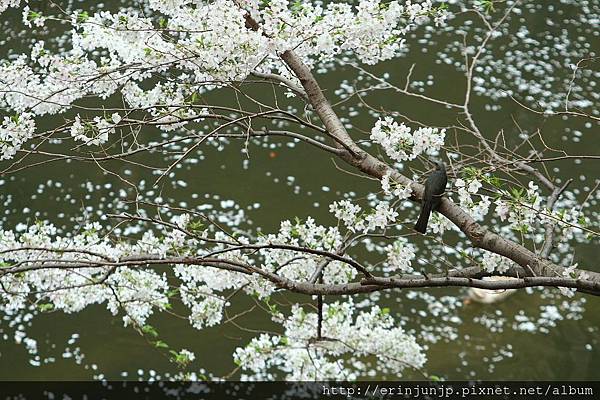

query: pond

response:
[0,0,599,381]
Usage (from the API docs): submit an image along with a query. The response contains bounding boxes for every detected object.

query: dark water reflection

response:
[0,0,599,381]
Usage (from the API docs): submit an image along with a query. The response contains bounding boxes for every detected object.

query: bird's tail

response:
[414,201,432,234]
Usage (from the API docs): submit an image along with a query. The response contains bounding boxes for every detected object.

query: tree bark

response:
[279,49,599,288]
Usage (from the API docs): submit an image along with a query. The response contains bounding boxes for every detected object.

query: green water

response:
[0,0,599,381]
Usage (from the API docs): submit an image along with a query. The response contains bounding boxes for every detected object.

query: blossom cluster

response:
[558,263,589,298]
[0,222,170,323]
[0,206,428,379]
[329,199,398,234]
[234,299,426,380]
[381,171,413,200]
[480,251,511,274]
[494,181,543,231]
[254,0,445,66]
[0,0,19,14]
[454,177,491,221]
[370,117,446,162]
[256,216,353,286]
[70,114,121,146]
[384,238,416,273]
[0,113,35,160]
[0,0,446,160]
[0,216,252,329]
[492,180,583,252]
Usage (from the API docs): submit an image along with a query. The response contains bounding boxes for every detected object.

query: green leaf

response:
[77,11,89,23]
[142,325,159,337]
[513,223,529,234]
[462,167,480,179]
[298,308,306,323]
[586,233,594,241]
[291,0,303,15]
[475,0,496,14]
[327,306,337,318]
[383,35,399,46]
[510,187,524,200]
[27,11,41,21]
[153,340,169,349]
[483,174,502,188]
[187,220,204,233]
[37,303,54,312]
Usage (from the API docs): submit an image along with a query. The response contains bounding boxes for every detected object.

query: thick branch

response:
[3,256,599,297]
[250,71,309,101]
[278,49,600,289]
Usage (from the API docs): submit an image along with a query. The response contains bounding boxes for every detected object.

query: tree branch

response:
[277,47,600,292]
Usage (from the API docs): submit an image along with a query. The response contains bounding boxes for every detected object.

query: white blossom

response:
[0,113,35,160]
[234,300,426,380]
[467,179,482,194]
[370,117,445,162]
[364,202,398,232]
[381,172,413,200]
[0,0,20,14]
[385,238,416,273]
[481,251,511,274]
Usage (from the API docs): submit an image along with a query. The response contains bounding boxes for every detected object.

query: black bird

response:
[414,160,447,234]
